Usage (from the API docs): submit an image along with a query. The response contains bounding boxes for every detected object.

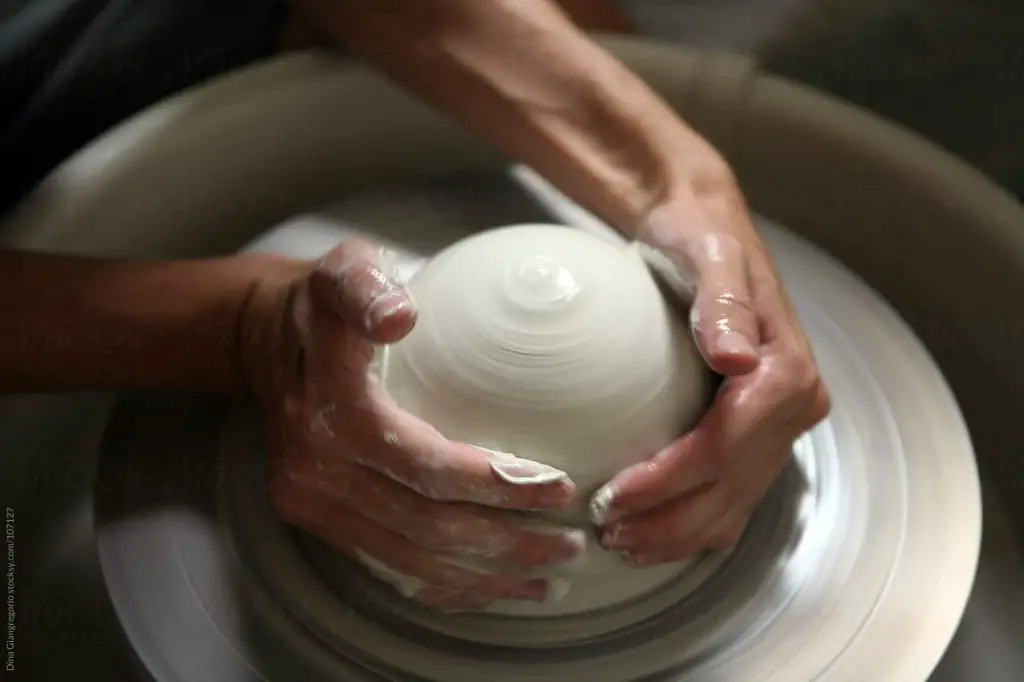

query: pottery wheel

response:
[92,175,980,682]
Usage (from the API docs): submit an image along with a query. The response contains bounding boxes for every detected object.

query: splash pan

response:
[4,38,1013,682]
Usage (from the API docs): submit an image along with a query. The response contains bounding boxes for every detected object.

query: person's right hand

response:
[238,239,585,612]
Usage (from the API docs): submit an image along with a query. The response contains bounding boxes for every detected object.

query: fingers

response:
[600,483,725,557]
[353,393,577,511]
[618,189,830,565]
[301,240,412,396]
[310,238,416,343]
[293,237,577,515]
[687,234,760,375]
[328,510,550,607]
[592,352,820,527]
[589,386,745,526]
[276,455,586,566]
[600,443,787,561]
[271,475,555,611]
[590,361,825,559]
[641,200,759,376]
[626,512,750,567]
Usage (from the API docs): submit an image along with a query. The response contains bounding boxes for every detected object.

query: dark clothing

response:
[0,0,284,215]
[757,0,1024,201]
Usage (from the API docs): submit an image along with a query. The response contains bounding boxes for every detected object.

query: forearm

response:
[550,0,638,34]
[299,0,720,233]
[0,249,298,394]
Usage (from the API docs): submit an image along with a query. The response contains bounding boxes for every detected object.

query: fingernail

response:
[484,448,571,486]
[539,485,575,508]
[716,331,756,358]
[546,578,571,602]
[514,520,588,565]
[366,287,413,331]
[589,483,617,525]
[553,529,588,565]
[601,524,633,550]
[354,549,424,598]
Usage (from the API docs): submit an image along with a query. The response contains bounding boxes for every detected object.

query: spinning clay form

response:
[380,223,714,616]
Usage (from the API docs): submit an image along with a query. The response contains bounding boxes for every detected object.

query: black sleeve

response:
[0,0,286,216]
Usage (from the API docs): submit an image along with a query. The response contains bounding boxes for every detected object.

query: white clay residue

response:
[589,483,617,526]
[547,578,571,602]
[482,447,571,486]
[308,403,336,438]
[354,549,425,598]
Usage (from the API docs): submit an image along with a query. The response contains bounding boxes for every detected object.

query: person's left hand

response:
[589,157,831,565]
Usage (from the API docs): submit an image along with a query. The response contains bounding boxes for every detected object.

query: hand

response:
[590,159,831,565]
[239,239,585,611]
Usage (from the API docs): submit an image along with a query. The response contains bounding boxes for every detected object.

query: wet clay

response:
[381,223,713,616]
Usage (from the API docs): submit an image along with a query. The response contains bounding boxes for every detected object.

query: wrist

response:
[640,151,749,257]
[234,254,312,399]
[0,250,309,393]
[606,132,737,243]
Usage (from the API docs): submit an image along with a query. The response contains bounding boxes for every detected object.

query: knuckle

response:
[374,447,447,501]
[775,352,824,408]
[714,290,754,313]
[691,155,738,195]
[790,358,822,398]
[696,288,754,327]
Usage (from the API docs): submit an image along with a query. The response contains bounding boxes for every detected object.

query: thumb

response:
[684,233,759,375]
[309,238,417,344]
[642,201,760,376]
